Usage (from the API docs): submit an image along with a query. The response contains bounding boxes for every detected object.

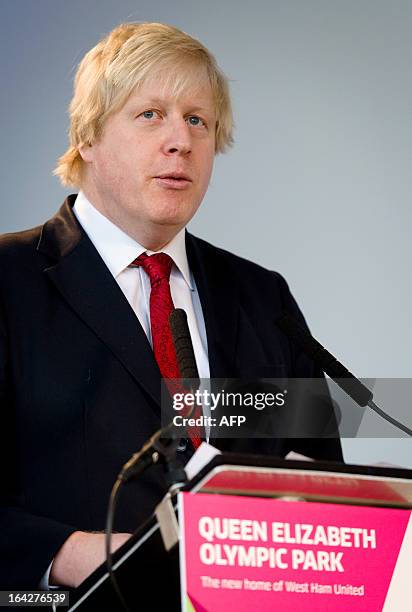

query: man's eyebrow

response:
[131,97,215,116]
[188,106,215,117]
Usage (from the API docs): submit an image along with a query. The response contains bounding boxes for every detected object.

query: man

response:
[0,22,342,590]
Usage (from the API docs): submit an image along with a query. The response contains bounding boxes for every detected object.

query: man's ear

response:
[78,143,94,163]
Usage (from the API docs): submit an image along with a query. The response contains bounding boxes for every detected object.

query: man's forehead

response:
[131,68,215,108]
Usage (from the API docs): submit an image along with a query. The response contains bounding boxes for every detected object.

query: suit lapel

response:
[186,232,239,378]
[38,196,162,410]
[37,200,240,412]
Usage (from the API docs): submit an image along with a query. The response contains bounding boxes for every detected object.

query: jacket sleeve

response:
[0,289,77,589]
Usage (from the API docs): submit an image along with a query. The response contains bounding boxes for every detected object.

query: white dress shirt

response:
[73,190,210,379]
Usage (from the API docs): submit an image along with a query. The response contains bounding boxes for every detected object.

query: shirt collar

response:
[73,191,193,289]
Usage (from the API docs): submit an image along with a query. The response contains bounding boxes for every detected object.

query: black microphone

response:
[169,308,201,444]
[169,308,199,381]
[276,313,412,436]
[277,313,372,407]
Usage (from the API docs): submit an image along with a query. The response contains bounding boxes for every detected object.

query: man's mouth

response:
[154,172,192,189]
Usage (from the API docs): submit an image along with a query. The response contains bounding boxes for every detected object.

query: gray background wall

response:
[1,0,411,467]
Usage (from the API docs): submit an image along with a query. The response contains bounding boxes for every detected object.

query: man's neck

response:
[79,187,182,252]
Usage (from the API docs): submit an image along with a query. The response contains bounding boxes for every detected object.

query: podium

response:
[67,454,412,611]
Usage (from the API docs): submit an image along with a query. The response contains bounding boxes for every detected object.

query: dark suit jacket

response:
[0,195,342,588]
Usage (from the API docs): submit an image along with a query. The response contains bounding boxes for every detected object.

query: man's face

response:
[80,74,216,247]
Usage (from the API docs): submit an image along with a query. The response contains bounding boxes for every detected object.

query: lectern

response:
[67,455,412,611]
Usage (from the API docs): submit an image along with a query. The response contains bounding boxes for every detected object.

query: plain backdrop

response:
[1,0,411,467]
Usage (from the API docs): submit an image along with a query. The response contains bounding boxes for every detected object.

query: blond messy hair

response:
[54,22,234,187]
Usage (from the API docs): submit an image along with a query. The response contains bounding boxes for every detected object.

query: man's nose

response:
[162,118,192,155]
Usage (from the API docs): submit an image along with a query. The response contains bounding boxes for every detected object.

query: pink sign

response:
[178,492,411,611]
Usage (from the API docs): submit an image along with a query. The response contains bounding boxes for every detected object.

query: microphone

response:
[169,308,200,381]
[169,308,202,445]
[276,313,412,436]
[277,313,372,406]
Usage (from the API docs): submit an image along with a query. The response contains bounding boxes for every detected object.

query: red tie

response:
[130,252,202,449]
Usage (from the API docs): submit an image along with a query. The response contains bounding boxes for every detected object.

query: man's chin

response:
[148,205,198,228]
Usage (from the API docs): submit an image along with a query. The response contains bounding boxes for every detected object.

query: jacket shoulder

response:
[0,225,43,257]
[188,233,290,291]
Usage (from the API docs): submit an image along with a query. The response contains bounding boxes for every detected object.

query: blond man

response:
[0,23,342,591]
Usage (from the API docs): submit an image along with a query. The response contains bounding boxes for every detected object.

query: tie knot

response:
[131,252,173,286]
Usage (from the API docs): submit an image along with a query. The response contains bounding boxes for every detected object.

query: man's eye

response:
[139,110,159,120]
[187,115,205,127]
